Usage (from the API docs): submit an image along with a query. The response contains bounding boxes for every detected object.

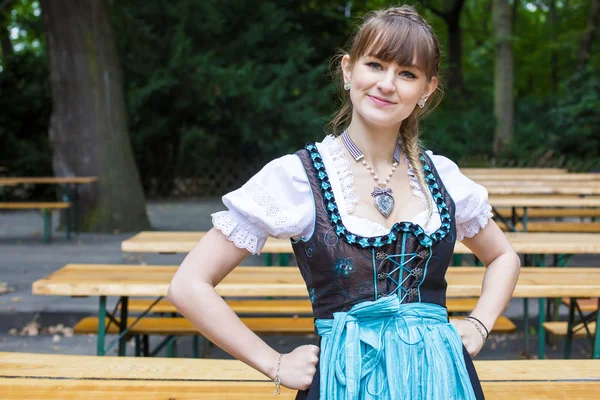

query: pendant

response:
[372,187,395,218]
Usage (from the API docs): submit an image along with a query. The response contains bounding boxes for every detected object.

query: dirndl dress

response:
[291,143,485,399]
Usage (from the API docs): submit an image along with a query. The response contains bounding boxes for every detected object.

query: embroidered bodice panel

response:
[292,144,457,319]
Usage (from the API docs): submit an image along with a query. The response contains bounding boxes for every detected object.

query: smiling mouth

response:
[368,95,396,105]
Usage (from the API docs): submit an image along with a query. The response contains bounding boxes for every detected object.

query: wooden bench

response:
[3,352,600,399]
[122,297,483,315]
[498,221,600,233]
[0,202,71,243]
[73,315,516,338]
[562,298,599,313]
[496,208,600,219]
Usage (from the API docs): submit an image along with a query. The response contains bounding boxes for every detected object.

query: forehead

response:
[353,23,432,73]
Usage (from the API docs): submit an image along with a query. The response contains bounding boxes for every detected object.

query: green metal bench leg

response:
[523,298,529,358]
[265,253,272,266]
[594,300,600,359]
[166,337,177,357]
[279,254,289,266]
[193,336,200,358]
[42,209,51,244]
[118,297,129,356]
[135,335,141,357]
[565,297,576,359]
[538,297,547,359]
[453,254,462,266]
[97,296,107,356]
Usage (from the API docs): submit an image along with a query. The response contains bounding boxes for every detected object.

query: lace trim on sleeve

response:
[456,203,493,241]
[211,210,268,255]
[404,152,430,209]
[323,135,359,215]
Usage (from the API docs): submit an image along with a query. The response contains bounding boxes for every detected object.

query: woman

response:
[168,5,520,399]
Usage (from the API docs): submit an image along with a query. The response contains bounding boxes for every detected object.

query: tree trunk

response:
[578,0,600,70]
[447,7,466,95]
[548,0,558,93]
[40,0,151,232]
[422,0,466,95]
[492,0,514,155]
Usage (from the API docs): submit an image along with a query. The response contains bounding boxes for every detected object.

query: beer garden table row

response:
[32,262,600,359]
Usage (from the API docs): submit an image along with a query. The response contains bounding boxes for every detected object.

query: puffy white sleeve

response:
[427,151,494,241]
[211,154,315,255]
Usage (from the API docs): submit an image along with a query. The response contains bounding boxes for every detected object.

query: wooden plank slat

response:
[489,195,600,208]
[497,222,600,233]
[0,177,98,185]
[120,231,600,255]
[31,264,600,298]
[543,322,596,337]
[0,202,70,209]
[495,208,600,218]
[4,379,600,400]
[3,353,600,382]
[72,315,515,335]
[125,298,479,314]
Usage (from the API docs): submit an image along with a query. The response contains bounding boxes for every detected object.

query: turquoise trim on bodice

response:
[305,143,452,249]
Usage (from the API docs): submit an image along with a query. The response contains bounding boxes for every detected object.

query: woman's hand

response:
[450,319,486,357]
[277,344,320,391]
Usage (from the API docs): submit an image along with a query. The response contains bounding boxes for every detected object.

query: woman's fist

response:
[278,344,320,391]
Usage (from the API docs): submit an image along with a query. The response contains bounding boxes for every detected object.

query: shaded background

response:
[0,0,598,231]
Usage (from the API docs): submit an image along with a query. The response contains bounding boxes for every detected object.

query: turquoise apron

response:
[316,296,477,399]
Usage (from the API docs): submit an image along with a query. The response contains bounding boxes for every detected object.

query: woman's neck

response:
[346,117,401,165]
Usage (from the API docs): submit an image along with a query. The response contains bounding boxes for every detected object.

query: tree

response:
[577,0,600,71]
[39,0,150,232]
[421,0,468,95]
[492,0,514,154]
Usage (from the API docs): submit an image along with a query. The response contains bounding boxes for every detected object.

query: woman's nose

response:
[377,73,396,92]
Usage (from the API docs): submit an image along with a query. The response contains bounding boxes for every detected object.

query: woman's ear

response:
[423,76,439,99]
[341,54,352,83]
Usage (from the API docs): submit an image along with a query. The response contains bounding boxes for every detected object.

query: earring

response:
[418,98,426,108]
[344,81,351,91]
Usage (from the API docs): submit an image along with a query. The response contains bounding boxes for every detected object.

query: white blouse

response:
[212,135,493,255]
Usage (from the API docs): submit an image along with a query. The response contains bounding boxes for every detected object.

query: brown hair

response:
[328,5,444,218]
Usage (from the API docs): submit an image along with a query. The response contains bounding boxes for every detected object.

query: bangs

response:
[351,16,435,77]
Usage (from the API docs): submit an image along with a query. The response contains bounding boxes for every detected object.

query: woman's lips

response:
[368,95,395,106]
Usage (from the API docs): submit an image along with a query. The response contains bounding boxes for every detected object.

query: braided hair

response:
[328,5,444,219]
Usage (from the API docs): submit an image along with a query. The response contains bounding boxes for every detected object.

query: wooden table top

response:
[489,195,600,208]
[121,231,600,255]
[486,185,600,195]
[469,173,600,182]
[2,352,599,382]
[462,168,568,174]
[0,176,98,185]
[3,353,599,400]
[32,264,600,298]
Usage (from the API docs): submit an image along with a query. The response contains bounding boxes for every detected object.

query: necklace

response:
[340,129,400,218]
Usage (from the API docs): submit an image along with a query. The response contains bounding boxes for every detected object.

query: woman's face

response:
[342,53,438,128]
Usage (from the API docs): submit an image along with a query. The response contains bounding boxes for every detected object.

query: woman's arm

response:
[167,228,318,389]
[451,219,521,356]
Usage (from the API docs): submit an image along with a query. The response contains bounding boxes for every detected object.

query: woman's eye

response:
[367,62,383,70]
[400,71,417,79]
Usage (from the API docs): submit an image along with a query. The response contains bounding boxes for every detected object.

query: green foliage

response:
[1,0,599,197]
[112,0,346,194]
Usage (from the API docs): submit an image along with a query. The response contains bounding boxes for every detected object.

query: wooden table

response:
[488,195,600,232]
[468,173,600,181]
[0,176,98,234]
[121,231,600,256]
[2,352,600,399]
[32,264,600,359]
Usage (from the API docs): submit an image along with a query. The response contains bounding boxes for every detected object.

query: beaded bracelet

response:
[274,353,284,396]
[462,316,489,343]
[466,316,490,339]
